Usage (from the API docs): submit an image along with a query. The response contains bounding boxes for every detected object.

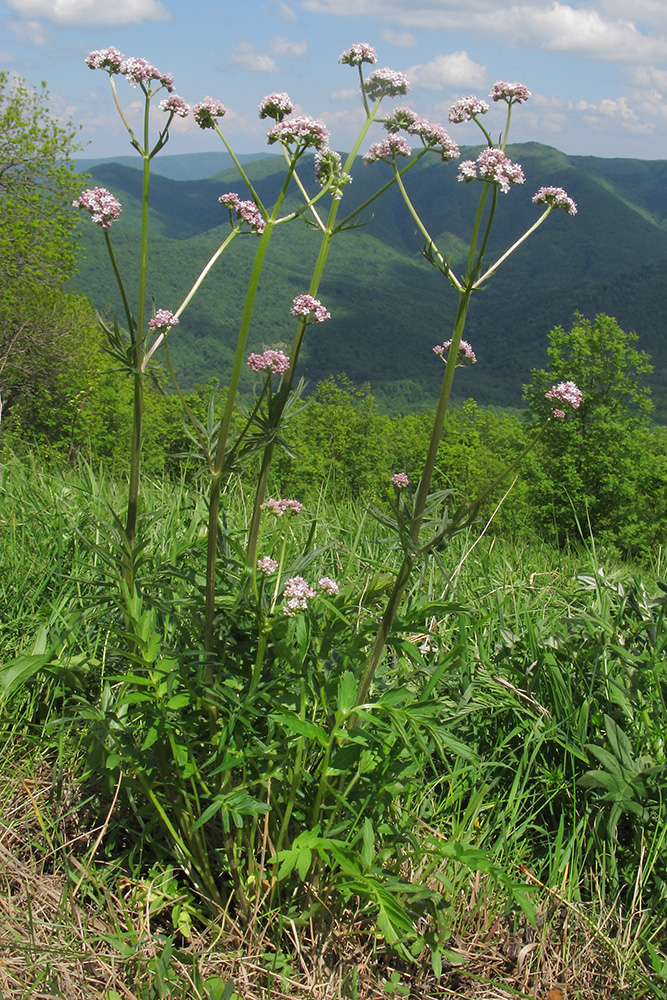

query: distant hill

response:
[75,151,274,182]
[70,145,667,419]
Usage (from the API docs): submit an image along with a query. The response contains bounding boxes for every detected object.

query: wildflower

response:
[73,187,122,230]
[219,193,265,233]
[545,380,582,410]
[85,47,125,73]
[121,56,174,91]
[247,349,290,375]
[364,134,412,164]
[193,97,226,129]
[291,294,330,323]
[533,186,577,216]
[262,498,303,516]
[339,43,377,66]
[448,95,490,123]
[257,556,279,575]
[458,148,524,194]
[267,115,330,151]
[148,309,179,333]
[392,472,409,489]
[282,576,317,616]
[490,81,531,104]
[434,339,477,364]
[412,120,459,161]
[364,68,410,101]
[258,92,294,121]
[160,94,190,118]
[318,577,340,595]
[314,149,352,200]
[552,409,566,419]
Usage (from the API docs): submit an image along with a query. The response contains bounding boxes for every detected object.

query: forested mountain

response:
[72,144,667,417]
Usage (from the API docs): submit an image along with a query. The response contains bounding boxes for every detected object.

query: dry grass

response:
[0,758,661,1000]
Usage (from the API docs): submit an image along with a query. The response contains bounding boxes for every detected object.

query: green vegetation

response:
[3,59,667,1000]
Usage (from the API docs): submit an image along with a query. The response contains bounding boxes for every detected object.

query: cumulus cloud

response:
[270,35,307,57]
[8,17,48,44]
[302,0,667,62]
[277,0,298,19]
[229,41,279,72]
[407,51,486,90]
[379,27,417,49]
[6,0,170,27]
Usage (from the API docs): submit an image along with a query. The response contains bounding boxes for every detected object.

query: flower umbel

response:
[73,187,122,230]
[160,94,190,118]
[533,186,577,216]
[391,472,409,489]
[219,193,265,233]
[121,56,174,91]
[267,116,330,151]
[291,294,330,323]
[458,148,524,194]
[282,576,317,616]
[148,309,179,333]
[193,97,226,129]
[364,134,412,164]
[490,81,531,104]
[257,556,279,575]
[364,68,410,101]
[314,149,353,200]
[545,380,582,411]
[86,47,125,73]
[262,498,303,516]
[339,43,377,66]
[247,350,290,375]
[448,95,490,123]
[258,92,294,121]
[318,577,340,595]
[434,339,477,365]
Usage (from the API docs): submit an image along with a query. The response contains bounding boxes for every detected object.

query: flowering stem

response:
[212,122,266,217]
[142,227,239,370]
[103,231,135,338]
[392,165,462,291]
[473,206,551,288]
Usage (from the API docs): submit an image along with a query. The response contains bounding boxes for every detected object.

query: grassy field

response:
[1,452,666,1000]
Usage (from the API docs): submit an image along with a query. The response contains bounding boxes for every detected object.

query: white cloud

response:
[301,0,667,62]
[8,17,48,43]
[331,87,358,101]
[407,51,486,90]
[277,0,298,20]
[270,35,307,57]
[379,27,417,49]
[229,41,279,72]
[6,0,170,27]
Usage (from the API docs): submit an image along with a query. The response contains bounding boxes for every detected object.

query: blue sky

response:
[2,0,667,161]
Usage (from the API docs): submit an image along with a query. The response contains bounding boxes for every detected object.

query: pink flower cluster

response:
[262,498,303,517]
[433,339,477,364]
[257,556,279,575]
[364,68,410,101]
[86,48,174,91]
[545,381,582,414]
[448,96,490,123]
[282,575,340,615]
[247,349,290,375]
[259,92,294,121]
[193,97,226,129]
[283,576,317,616]
[364,133,412,164]
[458,148,525,194]
[219,192,265,234]
[382,107,460,162]
[533,186,577,216]
[314,149,353,200]
[267,116,330,151]
[160,94,190,118]
[73,187,122,230]
[339,43,378,66]
[491,81,531,104]
[291,294,330,323]
[148,309,179,333]
[391,472,409,489]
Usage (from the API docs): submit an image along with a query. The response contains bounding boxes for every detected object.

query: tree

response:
[523,313,667,551]
[0,72,81,289]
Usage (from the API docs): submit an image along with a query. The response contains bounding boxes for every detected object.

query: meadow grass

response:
[1,452,666,999]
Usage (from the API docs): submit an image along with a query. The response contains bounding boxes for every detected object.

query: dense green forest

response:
[72,145,667,417]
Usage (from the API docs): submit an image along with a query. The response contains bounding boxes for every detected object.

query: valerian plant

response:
[22,42,582,956]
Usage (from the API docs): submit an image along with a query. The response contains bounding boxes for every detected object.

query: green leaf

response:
[337,671,357,716]
[0,652,51,702]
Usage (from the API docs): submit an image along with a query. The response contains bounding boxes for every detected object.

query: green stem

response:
[103,231,134,338]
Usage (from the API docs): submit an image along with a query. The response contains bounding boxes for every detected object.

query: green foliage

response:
[523,313,667,552]
[0,72,81,289]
